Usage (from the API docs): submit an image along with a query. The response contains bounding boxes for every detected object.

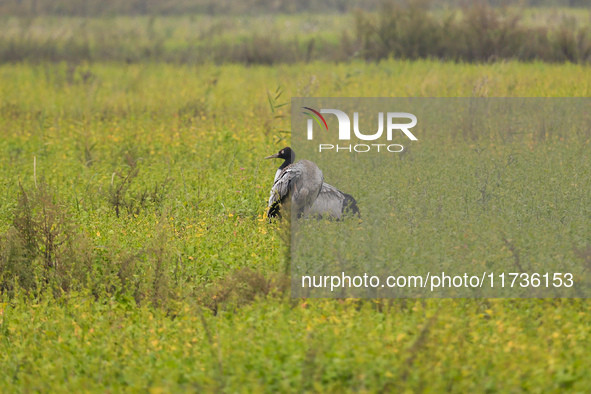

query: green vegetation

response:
[3,295,591,392]
[1,60,591,391]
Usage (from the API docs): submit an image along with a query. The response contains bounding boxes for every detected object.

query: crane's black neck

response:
[279,158,291,170]
[278,150,295,170]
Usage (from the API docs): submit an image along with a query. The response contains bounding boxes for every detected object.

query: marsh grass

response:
[1,3,591,64]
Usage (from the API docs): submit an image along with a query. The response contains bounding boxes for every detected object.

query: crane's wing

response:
[309,183,344,218]
[267,160,324,219]
[309,183,360,219]
[268,164,301,218]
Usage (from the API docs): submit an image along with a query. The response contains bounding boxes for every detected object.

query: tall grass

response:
[355,1,591,63]
[1,3,591,64]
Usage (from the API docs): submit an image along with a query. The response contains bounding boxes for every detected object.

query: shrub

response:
[0,182,93,296]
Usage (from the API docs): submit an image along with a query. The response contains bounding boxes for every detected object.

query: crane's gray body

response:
[309,182,360,219]
[268,159,324,218]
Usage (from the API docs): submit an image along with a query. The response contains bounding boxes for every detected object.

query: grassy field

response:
[1,60,591,391]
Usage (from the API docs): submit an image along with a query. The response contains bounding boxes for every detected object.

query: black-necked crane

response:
[266,147,324,219]
[265,147,359,220]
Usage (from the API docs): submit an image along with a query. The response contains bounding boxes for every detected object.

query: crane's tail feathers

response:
[268,196,292,222]
[268,201,282,220]
[342,193,360,218]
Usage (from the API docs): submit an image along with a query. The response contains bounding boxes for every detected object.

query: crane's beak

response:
[264,153,279,159]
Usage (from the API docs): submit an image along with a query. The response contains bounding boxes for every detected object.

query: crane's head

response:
[265,147,295,164]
